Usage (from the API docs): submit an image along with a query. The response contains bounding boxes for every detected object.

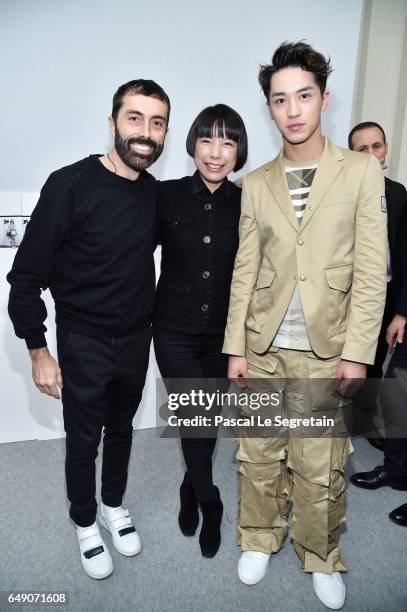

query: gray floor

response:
[0,433,406,612]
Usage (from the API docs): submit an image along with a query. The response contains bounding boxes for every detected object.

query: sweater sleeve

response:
[7,172,75,349]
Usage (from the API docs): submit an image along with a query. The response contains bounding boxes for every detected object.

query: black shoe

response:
[367,437,386,451]
[199,486,223,558]
[389,502,407,526]
[178,472,199,536]
[351,465,407,490]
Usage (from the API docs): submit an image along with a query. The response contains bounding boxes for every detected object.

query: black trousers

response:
[57,326,152,527]
[153,328,229,502]
[381,347,407,478]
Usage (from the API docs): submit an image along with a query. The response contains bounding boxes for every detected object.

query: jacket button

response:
[203,235,211,244]
[202,271,210,279]
[257,476,262,481]
[297,238,304,246]
[204,203,212,211]
[201,304,208,312]
[299,274,307,281]
[172,221,178,227]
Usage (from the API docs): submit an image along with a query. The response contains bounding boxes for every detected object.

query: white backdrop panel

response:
[0,0,363,442]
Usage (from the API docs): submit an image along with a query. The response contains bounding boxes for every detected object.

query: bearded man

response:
[7,79,170,579]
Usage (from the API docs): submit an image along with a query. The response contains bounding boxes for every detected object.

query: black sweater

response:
[153,172,241,335]
[7,155,157,349]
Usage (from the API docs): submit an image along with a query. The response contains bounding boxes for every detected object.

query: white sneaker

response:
[99,503,141,556]
[76,522,113,580]
[238,550,271,585]
[312,572,346,609]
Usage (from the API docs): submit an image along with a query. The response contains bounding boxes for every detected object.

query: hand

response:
[386,314,407,346]
[29,347,63,399]
[333,360,366,398]
[228,356,251,389]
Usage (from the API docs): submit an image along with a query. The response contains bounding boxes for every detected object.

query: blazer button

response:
[201,304,209,312]
[172,220,179,227]
[299,274,307,281]
[297,238,304,246]
[203,235,211,244]
[204,203,212,211]
[202,271,210,279]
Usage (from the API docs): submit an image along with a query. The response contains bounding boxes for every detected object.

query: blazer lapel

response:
[299,138,344,233]
[263,152,299,231]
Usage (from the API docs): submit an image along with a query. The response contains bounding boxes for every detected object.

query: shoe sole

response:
[99,516,142,556]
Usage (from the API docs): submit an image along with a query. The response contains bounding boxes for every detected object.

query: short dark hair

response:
[186,104,248,172]
[258,40,333,100]
[111,79,171,124]
[348,121,386,149]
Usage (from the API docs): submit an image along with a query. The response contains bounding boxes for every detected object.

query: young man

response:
[223,42,387,609]
[7,79,170,580]
[349,121,407,521]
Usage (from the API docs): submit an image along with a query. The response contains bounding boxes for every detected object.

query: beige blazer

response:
[223,137,387,365]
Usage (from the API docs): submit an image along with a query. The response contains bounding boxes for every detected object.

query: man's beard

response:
[114,128,164,171]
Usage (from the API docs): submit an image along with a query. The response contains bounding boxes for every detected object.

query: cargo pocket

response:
[238,460,282,528]
[237,436,285,463]
[290,472,329,560]
[309,377,343,412]
[328,470,346,538]
[330,437,353,472]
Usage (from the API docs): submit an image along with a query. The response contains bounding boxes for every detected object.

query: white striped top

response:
[272,159,319,351]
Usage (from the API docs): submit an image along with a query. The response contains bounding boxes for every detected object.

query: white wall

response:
[0,0,363,442]
[352,0,407,184]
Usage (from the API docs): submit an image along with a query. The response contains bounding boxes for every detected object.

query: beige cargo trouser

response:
[236,346,353,573]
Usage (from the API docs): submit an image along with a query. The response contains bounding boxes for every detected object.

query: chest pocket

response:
[162,216,192,250]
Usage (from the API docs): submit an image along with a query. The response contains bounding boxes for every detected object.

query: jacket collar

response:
[263,137,344,233]
[189,170,230,198]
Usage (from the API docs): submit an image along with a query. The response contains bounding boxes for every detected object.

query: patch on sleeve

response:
[381,195,387,213]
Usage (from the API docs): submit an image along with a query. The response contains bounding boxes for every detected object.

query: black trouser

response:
[153,328,229,502]
[57,326,152,527]
[381,347,407,478]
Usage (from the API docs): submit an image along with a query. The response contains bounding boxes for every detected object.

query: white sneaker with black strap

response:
[76,522,113,580]
[99,503,141,556]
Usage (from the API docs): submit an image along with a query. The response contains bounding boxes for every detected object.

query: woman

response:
[153,104,248,558]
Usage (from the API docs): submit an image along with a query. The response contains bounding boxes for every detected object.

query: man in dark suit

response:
[348,121,407,525]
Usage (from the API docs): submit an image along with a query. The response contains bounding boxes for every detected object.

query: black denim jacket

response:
[153,171,241,335]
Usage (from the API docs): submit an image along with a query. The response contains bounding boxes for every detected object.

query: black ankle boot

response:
[199,486,223,558]
[178,472,199,536]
